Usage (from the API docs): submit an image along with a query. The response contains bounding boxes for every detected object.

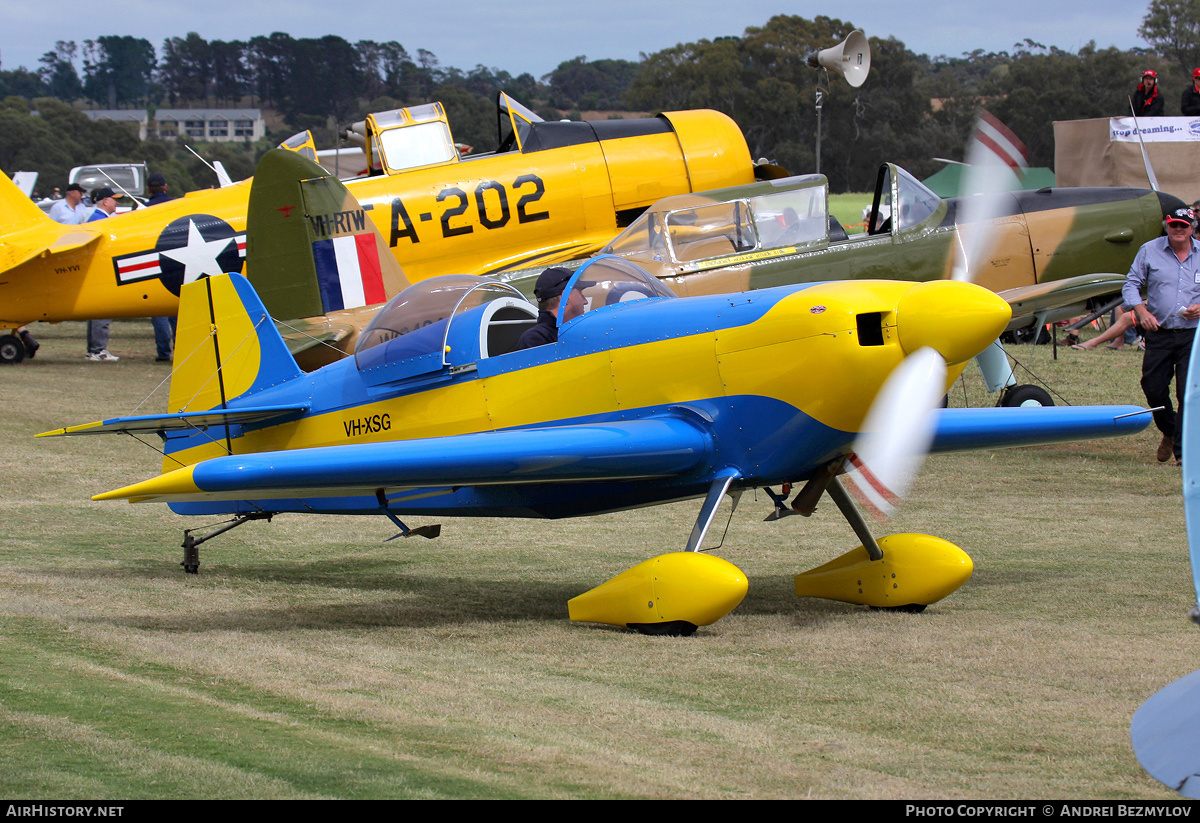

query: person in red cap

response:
[1134,69,1165,116]
[1183,68,1200,115]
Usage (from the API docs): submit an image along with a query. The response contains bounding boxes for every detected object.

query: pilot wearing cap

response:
[513,266,589,351]
[1122,206,1200,463]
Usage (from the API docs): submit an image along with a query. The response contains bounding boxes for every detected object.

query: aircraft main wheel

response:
[1000,384,1053,408]
[0,334,26,365]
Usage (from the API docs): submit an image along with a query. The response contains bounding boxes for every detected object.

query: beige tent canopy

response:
[1054,117,1200,203]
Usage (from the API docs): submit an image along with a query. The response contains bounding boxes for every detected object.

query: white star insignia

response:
[159,218,236,283]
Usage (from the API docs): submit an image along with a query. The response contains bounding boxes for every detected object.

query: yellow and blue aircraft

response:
[42,248,1152,634]
[0,92,757,363]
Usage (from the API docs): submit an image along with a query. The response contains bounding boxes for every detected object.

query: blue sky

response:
[0,0,1153,80]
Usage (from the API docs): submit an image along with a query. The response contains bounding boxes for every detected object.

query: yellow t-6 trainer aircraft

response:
[42,231,1152,635]
[0,92,757,363]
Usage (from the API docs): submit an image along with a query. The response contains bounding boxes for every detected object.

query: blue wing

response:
[99,416,713,504]
[931,405,1151,452]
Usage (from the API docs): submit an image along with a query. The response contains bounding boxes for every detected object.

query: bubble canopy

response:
[355,274,529,374]
[555,255,677,328]
[353,258,676,379]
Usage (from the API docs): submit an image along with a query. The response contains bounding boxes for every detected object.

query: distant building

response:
[82,109,149,139]
[83,109,265,143]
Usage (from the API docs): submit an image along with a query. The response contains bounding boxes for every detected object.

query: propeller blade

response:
[843,347,947,520]
[952,111,1030,283]
[1129,99,1161,192]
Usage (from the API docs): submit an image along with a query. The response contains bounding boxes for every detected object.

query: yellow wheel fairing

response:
[793,533,974,608]
[568,552,748,629]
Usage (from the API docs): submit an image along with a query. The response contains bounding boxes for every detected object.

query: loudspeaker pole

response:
[815,79,826,175]
[805,30,872,177]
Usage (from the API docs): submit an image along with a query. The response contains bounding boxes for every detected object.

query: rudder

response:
[168,272,304,416]
[246,149,409,320]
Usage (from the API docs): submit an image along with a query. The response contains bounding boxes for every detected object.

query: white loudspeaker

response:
[807,30,871,88]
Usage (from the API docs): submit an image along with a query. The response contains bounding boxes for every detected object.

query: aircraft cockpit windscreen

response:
[666,200,757,262]
[376,120,456,172]
[557,256,677,329]
[892,166,941,230]
[601,178,830,271]
[600,193,710,265]
[355,274,520,373]
[497,92,544,152]
[871,164,942,235]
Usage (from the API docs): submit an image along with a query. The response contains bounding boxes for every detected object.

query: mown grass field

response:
[829,192,874,233]
[0,319,1193,799]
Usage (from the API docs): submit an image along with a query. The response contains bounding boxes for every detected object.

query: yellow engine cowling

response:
[665,110,757,194]
[568,552,748,635]
[600,110,755,213]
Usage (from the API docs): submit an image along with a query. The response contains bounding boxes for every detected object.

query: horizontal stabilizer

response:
[37,404,311,438]
[931,405,1151,452]
[1,231,101,274]
[96,417,712,503]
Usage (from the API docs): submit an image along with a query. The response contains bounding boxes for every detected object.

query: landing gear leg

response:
[826,477,883,562]
[179,512,273,574]
[975,339,1054,407]
[683,470,742,552]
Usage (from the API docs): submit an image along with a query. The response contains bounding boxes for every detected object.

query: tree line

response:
[2,0,1198,195]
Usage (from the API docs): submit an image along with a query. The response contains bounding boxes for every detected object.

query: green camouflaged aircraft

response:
[496,164,1185,406]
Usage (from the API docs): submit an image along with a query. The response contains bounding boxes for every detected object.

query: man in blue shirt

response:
[1123,207,1200,463]
[82,188,119,361]
[47,183,90,224]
